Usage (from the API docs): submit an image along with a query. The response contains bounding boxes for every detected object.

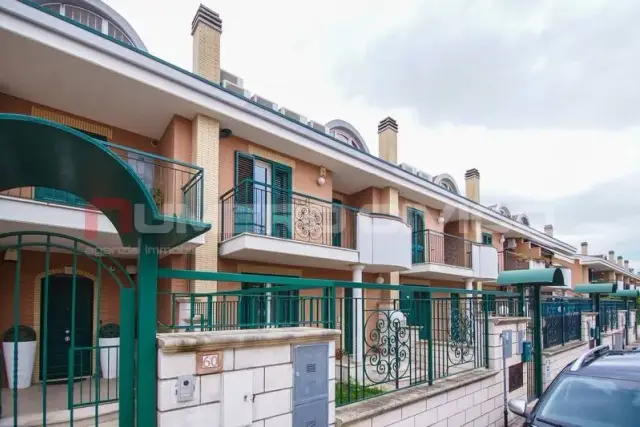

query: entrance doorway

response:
[39,275,94,382]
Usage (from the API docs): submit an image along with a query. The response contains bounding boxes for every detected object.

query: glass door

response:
[253,160,272,235]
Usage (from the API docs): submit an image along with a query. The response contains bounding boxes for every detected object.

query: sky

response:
[108,0,640,266]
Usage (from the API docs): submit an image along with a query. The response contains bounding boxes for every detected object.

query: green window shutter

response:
[332,199,342,247]
[482,232,493,245]
[234,152,254,235]
[271,163,292,238]
[408,208,425,263]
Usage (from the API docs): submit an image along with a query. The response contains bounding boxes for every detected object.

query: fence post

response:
[426,294,433,385]
[207,295,213,331]
[483,294,490,369]
[561,301,565,346]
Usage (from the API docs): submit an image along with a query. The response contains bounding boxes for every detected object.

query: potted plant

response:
[99,323,120,379]
[2,325,36,389]
[152,188,164,210]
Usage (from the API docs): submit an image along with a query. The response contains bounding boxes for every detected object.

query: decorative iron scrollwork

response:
[294,202,323,241]
[364,310,410,385]
[448,307,476,366]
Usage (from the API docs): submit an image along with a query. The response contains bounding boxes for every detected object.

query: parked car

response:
[508,345,640,427]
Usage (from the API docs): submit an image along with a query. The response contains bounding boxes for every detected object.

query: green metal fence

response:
[541,299,591,349]
[158,282,517,406]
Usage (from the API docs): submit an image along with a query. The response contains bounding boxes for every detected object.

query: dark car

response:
[508,345,640,427]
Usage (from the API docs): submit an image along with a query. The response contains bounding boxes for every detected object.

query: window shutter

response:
[271,163,292,238]
[409,208,425,263]
[234,152,254,235]
[332,199,342,247]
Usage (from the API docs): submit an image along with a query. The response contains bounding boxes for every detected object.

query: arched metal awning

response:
[574,283,618,294]
[0,114,209,247]
[496,267,566,287]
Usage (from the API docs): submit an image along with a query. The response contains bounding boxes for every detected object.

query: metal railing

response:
[411,229,473,268]
[541,300,590,348]
[220,180,358,249]
[1,140,204,223]
[158,285,518,407]
[501,251,530,271]
[70,345,120,408]
[600,300,625,332]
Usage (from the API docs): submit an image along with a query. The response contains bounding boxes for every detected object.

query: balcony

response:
[219,181,412,271]
[219,180,360,268]
[401,230,498,280]
[0,140,206,250]
[499,251,549,272]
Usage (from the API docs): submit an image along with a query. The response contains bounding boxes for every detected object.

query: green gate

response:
[0,231,135,426]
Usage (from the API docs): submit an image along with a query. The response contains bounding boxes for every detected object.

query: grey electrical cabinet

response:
[293,343,329,427]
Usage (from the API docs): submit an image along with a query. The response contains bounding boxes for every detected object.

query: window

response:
[408,207,425,263]
[482,232,493,245]
[535,375,640,427]
[234,152,292,238]
[42,3,134,46]
[127,154,155,190]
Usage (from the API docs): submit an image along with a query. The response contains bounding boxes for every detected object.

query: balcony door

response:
[253,160,272,235]
[234,152,292,238]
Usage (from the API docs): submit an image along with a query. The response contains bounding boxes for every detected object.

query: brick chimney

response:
[580,242,588,255]
[544,224,553,237]
[464,169,480,202]
[192,4,223,82]
[609,250,615,262]
[378,117,398,164]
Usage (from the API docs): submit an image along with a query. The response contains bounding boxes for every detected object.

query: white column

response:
[465,279,473,298]
[351,264,365,370]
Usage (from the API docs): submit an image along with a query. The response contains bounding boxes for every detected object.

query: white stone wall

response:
[542,343,587,390]
[156,329,338,427]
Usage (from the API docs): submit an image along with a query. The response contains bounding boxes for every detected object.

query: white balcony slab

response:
[219,233,360,269]
[401,262,474,280]
[0,195,204,256]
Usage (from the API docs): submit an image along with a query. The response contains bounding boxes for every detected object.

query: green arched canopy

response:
[497,267,566,286]
[1,114,162,246]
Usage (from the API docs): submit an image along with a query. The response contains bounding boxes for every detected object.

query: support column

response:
[191,5,222,293]
[137,234,159,427]
[465,278,473,298]
[351,264,365,368]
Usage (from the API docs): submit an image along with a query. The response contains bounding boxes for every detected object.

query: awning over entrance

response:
[574,283,618,294]
[614,289,640,298]
[0,114,210,247]
[496,267,565,286]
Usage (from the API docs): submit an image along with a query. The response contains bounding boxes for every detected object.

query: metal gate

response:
[0,231,135,426]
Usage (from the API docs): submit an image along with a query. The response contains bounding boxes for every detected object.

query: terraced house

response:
[0,1,638,427]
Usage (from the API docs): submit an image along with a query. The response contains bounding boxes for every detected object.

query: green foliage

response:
[99,323,120,339]
[2,325,36,342]
[335,381,383,406]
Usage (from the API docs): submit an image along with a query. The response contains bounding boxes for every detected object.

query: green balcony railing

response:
[1,141,204,223]
[220,180,358,249]
[158,284,518,407]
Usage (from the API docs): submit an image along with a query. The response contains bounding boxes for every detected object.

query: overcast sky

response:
[108,0,640,267]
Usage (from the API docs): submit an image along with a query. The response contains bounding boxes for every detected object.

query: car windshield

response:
[535,375,640,427]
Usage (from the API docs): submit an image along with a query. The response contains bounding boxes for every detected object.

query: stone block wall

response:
[156,327,340,427]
